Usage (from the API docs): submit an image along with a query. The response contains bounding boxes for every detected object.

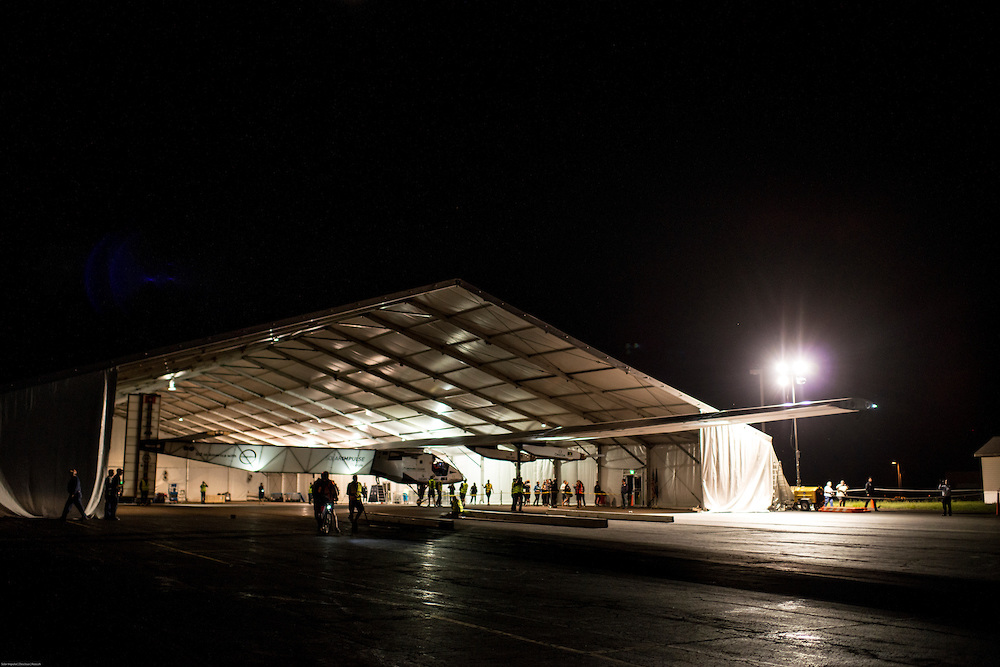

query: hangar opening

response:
[1,279,871,518]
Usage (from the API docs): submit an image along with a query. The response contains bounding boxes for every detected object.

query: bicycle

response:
[317,503,340,535]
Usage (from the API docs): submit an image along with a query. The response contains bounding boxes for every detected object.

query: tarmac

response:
[2,501,997,666]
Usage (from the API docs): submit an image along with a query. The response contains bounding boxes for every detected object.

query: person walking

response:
[939,479,952,516]
[823,481,834,508]
[60,469,88,521]
[864,477,878,511]
[347,474,365,532]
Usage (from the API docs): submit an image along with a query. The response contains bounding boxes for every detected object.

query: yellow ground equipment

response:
[791,486,823,511]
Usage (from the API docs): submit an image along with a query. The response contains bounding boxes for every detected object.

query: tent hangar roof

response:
[113,280,715,453]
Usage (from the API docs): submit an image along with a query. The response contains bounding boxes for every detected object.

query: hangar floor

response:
[2,503,997,666]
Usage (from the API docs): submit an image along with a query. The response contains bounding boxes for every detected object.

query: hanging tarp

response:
[0,370,116,518]
[648,443,703,509]
[700,424,775,512]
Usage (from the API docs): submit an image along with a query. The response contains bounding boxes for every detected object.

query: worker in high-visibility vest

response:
[346,474,364,528]
[459,480,468,504]
[139,476,150,506]
[510,477,523,512]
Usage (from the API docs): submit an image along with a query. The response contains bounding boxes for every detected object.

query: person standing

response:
[823,481,834,508]
[541,479,550,506]
[60,469,88,521]
[621,477,629,508]
[484,480,492,505]
[258,483,265,502]
[470,482,477,504]
[939,479,952,516]
[139,475,150,506]
[836,480,848,507]
[460,479,468,504]
[864,477,878,511]
[200,481,208,503]
[510,478,522,512]
[575,480,585,508]
[103,469,118,520]
[534,481,541,505]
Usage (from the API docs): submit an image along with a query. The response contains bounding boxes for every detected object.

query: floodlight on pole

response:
[776,357,811,486]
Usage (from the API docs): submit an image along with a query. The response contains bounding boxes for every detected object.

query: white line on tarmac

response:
[429,614,634,665]
[150,541,231,565]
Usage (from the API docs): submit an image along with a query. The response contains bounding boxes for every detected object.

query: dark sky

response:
[3,3,997,488]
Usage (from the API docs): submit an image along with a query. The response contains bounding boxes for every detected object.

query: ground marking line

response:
[429,614,633,665]
[150,541,230,565]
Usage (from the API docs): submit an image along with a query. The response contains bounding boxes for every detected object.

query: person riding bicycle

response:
[313,472,335,531]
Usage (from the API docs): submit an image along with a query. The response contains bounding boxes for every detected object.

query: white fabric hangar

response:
[2,279,822,516]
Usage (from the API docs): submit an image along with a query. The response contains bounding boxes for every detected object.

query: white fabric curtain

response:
[0,370,116,518]
[648,443,702,509]
[700,424,776,512]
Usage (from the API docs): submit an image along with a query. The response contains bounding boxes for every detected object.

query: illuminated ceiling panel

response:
[113,280,711,450]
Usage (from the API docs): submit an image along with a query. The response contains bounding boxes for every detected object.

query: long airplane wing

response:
[352,397,875,451]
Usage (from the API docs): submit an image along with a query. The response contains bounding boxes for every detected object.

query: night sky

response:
[3,3,997,489]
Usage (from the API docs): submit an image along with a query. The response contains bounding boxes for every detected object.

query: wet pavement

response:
[2,502,997,666]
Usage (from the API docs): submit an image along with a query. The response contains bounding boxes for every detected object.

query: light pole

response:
[749,368,765,433]
[776,359,810,487]
[891,461,901,488]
